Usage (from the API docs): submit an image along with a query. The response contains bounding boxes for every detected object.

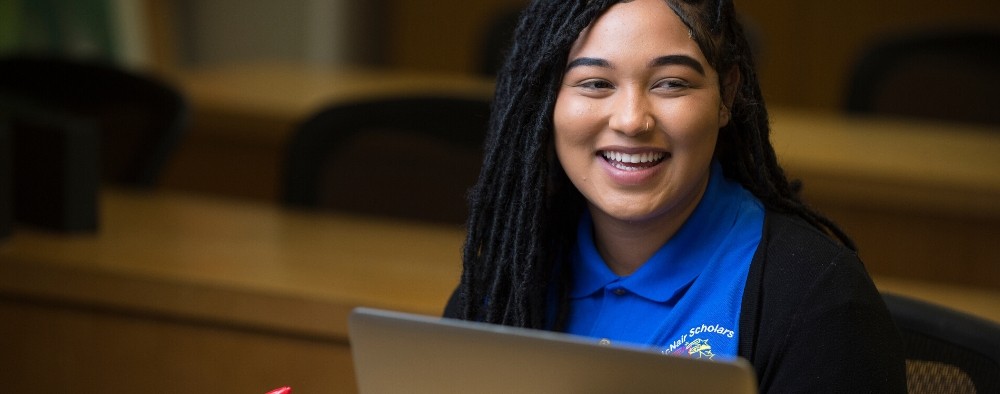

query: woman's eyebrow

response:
[650,55,705,75]
[565,55,705,75]
[565,57,612,71]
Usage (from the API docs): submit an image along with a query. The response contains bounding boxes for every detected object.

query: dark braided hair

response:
[456,0,854,329]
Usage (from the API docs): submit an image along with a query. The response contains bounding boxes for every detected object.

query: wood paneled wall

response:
[386,0,1000,109]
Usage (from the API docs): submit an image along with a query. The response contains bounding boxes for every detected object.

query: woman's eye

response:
[653,79,690,91]
[577,79,614,90]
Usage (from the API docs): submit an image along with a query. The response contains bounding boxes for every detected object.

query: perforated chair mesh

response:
[906,360,976,394]
[884,293,1000,394]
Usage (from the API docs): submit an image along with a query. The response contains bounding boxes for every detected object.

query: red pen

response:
[266,386,291,394]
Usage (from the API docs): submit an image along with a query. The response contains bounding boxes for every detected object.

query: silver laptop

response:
[348,307,758,394]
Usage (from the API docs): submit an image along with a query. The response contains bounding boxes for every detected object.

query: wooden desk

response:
[771,109,1000,218]
[160,64,495,200]
[1,190,997,393]
[769,110,1000,288]
[874,277,1000,323]
[0,190,464,393]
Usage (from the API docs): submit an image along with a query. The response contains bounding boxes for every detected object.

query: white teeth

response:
[602,151,665,164]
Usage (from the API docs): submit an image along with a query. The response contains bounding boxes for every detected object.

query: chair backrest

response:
[882,292,1000,394]
[0,54,189,187]
[281,95,491,225]
[0,117,11,238]
[844,30,1000,127]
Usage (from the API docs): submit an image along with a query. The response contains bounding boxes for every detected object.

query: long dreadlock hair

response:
[457,0,855,329]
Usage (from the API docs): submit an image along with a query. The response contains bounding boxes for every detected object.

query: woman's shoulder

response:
[746,209,889,344]
[744,209,880,339]
[743,210,906,393]
[756,210,863,277]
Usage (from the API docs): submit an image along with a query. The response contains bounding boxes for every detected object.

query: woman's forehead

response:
[567,0,707,65]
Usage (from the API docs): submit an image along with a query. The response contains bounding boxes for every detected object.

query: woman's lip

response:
[597,150,669,186]
[598,150,668,165]
[597,146,668,155]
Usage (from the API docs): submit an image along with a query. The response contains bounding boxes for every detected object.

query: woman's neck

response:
[588,184,707,276]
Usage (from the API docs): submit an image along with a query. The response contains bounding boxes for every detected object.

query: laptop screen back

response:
[348,307,757,394]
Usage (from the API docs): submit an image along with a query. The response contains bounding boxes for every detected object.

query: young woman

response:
[446,0,906,392]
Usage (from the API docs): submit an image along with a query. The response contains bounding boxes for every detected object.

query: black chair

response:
[0,117,11,238]
[844,29,1000,127]
[882,292,1000,394]
[281,95,491,225]
[0,54,190,187]
[0,96,100,231]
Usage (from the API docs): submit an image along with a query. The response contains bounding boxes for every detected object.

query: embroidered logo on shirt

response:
[663,323,736,360]
[684,338,715,359]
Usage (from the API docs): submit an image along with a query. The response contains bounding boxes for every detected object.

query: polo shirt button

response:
[599,338,612,346]
[612,288,626,296]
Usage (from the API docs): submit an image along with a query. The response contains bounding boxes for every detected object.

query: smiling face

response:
[553,0,730,230]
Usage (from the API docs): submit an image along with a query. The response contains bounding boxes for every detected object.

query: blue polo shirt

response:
[562,161,764,360]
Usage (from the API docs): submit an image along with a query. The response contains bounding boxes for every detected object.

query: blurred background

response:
[1,1,998,393]
[2,0,998,108]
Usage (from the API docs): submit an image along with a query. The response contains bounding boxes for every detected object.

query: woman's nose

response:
[608,89,654,136]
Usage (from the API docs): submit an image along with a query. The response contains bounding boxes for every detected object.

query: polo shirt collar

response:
[569,161,742,302]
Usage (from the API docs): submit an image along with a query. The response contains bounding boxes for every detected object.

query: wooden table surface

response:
[1,189,997,393]
[0,190,465,393]
[1,190,466,335]
[2,188,996,319]
[770,108,1000,217]
[167,63,496,144]
[159,64,496,201]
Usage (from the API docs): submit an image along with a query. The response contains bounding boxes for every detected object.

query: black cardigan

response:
[737,211,905,393]
[445,211,907,393]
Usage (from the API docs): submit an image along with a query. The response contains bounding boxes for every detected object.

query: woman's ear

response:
[719,65,740,125]
[722,65,740,107]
